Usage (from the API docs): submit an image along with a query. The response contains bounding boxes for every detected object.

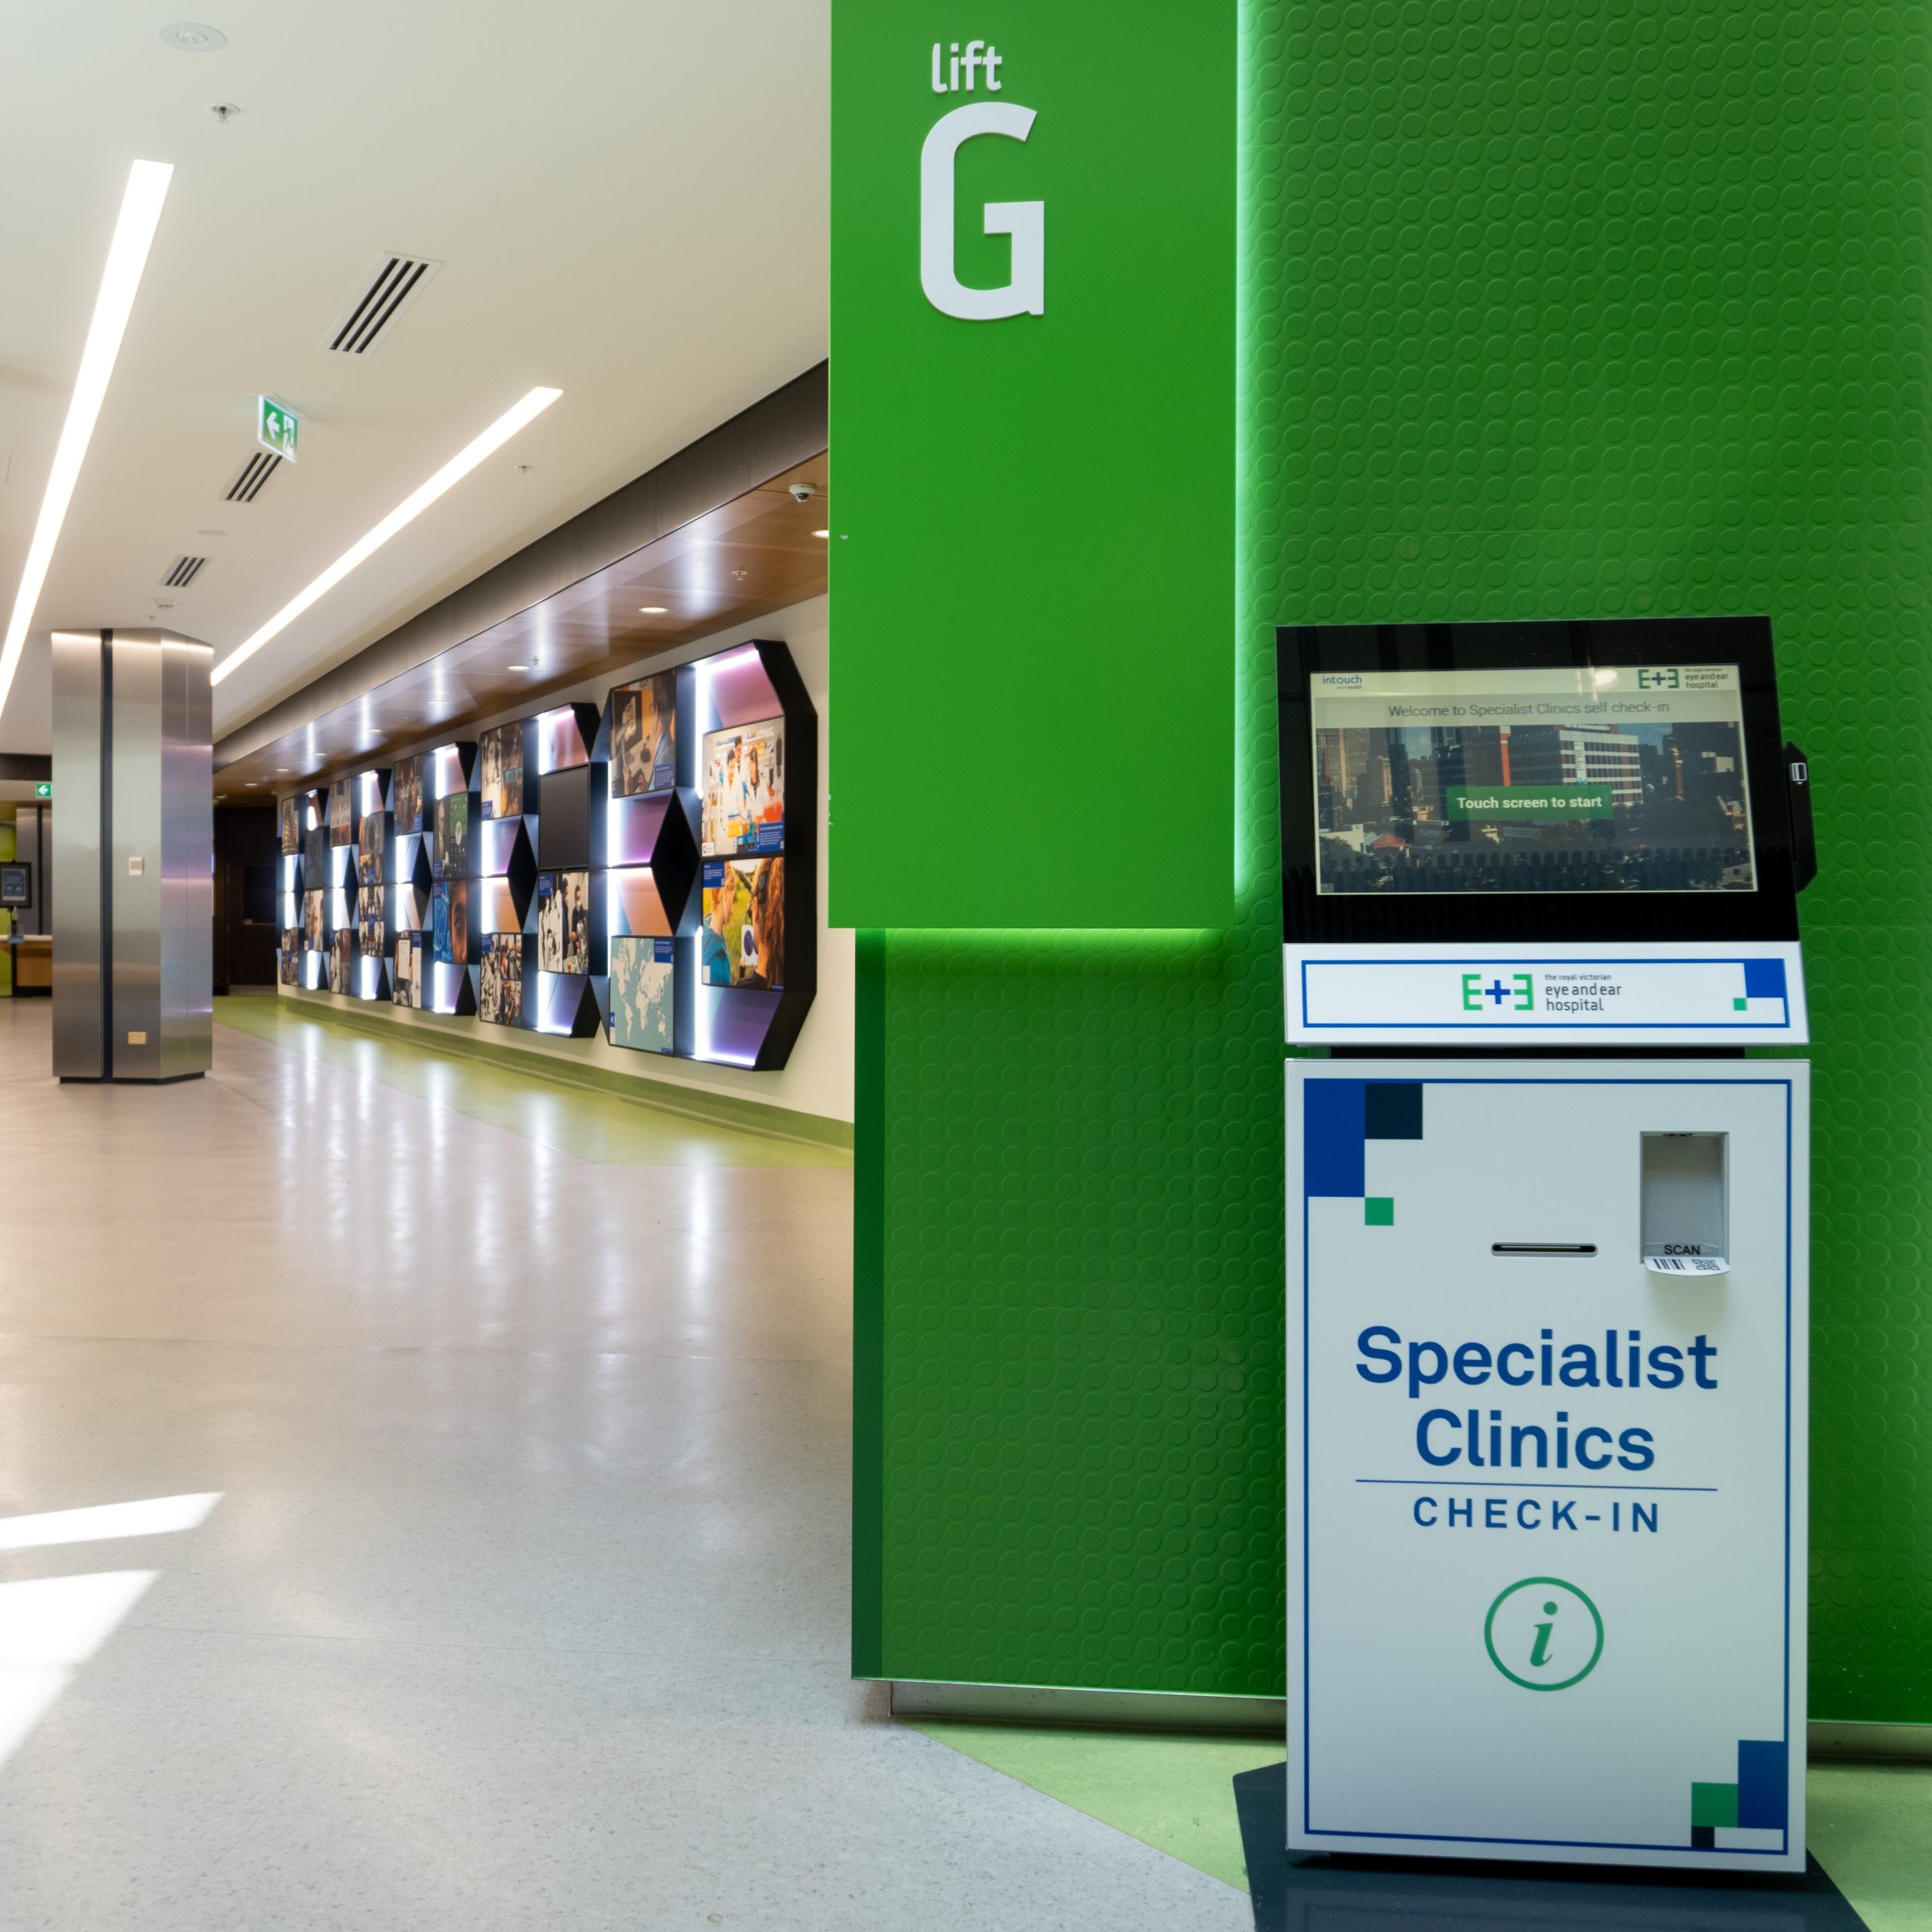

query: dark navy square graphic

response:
[1364,1081,1423,1141]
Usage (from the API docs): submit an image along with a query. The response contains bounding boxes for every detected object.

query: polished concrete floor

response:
[0,1000,1249,1930]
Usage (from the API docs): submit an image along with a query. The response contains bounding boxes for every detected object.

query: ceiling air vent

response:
[226,451,281,502]
[162,555,207,589]
[326,254,440,355]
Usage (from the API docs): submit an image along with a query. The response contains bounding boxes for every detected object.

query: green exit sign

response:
[34,781,50,799]
[257,395,298,463]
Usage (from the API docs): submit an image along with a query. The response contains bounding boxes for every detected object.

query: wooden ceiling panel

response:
[214,457,828,803]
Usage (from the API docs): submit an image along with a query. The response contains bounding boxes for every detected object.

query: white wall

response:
[279,595,853,1126]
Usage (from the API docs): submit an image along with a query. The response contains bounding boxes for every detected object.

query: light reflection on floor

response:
[0,1494,221,1770]
[214,998,849,1171]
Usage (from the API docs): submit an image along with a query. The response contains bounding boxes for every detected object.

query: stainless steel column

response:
[51,631,106,1078]
[157,632,213,1078]
[14,802,51,937]
[51,628,211,1082]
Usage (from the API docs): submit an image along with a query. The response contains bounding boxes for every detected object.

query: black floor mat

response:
[1233,1761,1868,1930]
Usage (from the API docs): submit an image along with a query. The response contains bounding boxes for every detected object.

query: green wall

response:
[855,1,1932,1718]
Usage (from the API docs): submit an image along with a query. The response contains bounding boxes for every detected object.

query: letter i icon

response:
[1530,1601,1558,1668]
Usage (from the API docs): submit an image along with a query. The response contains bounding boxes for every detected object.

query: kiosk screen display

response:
[1309,665,1755,897]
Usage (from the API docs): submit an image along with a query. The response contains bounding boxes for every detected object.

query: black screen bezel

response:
[1278,616,1798,944]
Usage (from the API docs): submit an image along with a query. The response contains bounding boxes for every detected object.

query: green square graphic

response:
[1734,998,1748,1011]
[1364,1198,1394,1227]
[1692,1782,1739,1829]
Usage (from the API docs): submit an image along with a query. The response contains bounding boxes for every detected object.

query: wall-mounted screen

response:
[0,863,28,908]
[701,718,783,856]
[434,792,472,879]
[609,935,674,1052]
[278,947,300,987]
[328,930,352,992]
[536,871,590,975]
[431,880,469,966]
[611,673,676,798]
[356,886,386,957]
[278,798,301,854]
[478,724,525,821]
[479,933,524,1025]
[302,889,326,952]
[328,778,354,846]
[392,758,424,835]
[702,857,784,990]
[1309,666,1756,897]
[357,813,383,886]
[392,934,423,1008]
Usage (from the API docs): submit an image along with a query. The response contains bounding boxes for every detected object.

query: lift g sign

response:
[830,2,1235,928]
[921,101,1043,320]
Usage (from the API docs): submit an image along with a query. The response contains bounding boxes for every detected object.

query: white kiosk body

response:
[1278,620,1812,1873]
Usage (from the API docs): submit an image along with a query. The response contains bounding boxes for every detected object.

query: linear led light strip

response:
[211,386,562,688]
[0,160,174,723]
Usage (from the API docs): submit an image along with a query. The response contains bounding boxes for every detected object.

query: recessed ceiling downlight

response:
[160,22,226,51]
[638,606,667,615]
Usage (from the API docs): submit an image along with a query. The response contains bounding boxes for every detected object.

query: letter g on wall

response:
[920,103,1044,319]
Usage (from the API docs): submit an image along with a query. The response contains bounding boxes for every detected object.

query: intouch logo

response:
[1484,1576,1604,1691]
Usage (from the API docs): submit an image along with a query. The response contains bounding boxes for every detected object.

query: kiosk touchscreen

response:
[1280,617,1814,1873]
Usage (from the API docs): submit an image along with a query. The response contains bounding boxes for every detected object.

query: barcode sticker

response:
[1644,1254,1729,1275]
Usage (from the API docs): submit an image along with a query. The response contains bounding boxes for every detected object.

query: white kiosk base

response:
[1287,1059,1808,1872]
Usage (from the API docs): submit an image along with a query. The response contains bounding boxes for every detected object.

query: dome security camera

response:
[788,481,817,503]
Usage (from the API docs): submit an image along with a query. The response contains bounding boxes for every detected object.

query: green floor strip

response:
[265,986,854,1148]
[1808,1763,1932,1932]
[905,1722,1282,1891]
[214,1004,848,1171]
[909,1727,1931,1913]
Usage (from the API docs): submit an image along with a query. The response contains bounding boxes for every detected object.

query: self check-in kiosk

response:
[1279,617,1816,1873]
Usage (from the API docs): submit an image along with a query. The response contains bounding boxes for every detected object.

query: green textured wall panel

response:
[857,0,1932,1712]
[872,916,1285,1693]
[1260,0,1932,1721]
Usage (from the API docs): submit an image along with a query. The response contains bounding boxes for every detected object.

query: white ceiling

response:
[0,0,827,753]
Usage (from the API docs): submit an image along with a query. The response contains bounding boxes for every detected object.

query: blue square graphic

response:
[1743,958,1787,1001]
[1736,1739,1788,1829]
[1304,1080,1365,1198]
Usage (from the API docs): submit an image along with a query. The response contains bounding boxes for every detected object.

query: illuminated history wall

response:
[276,632,820,1081]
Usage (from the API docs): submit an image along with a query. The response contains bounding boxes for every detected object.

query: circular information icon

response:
[1484,1576,1604,1691]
